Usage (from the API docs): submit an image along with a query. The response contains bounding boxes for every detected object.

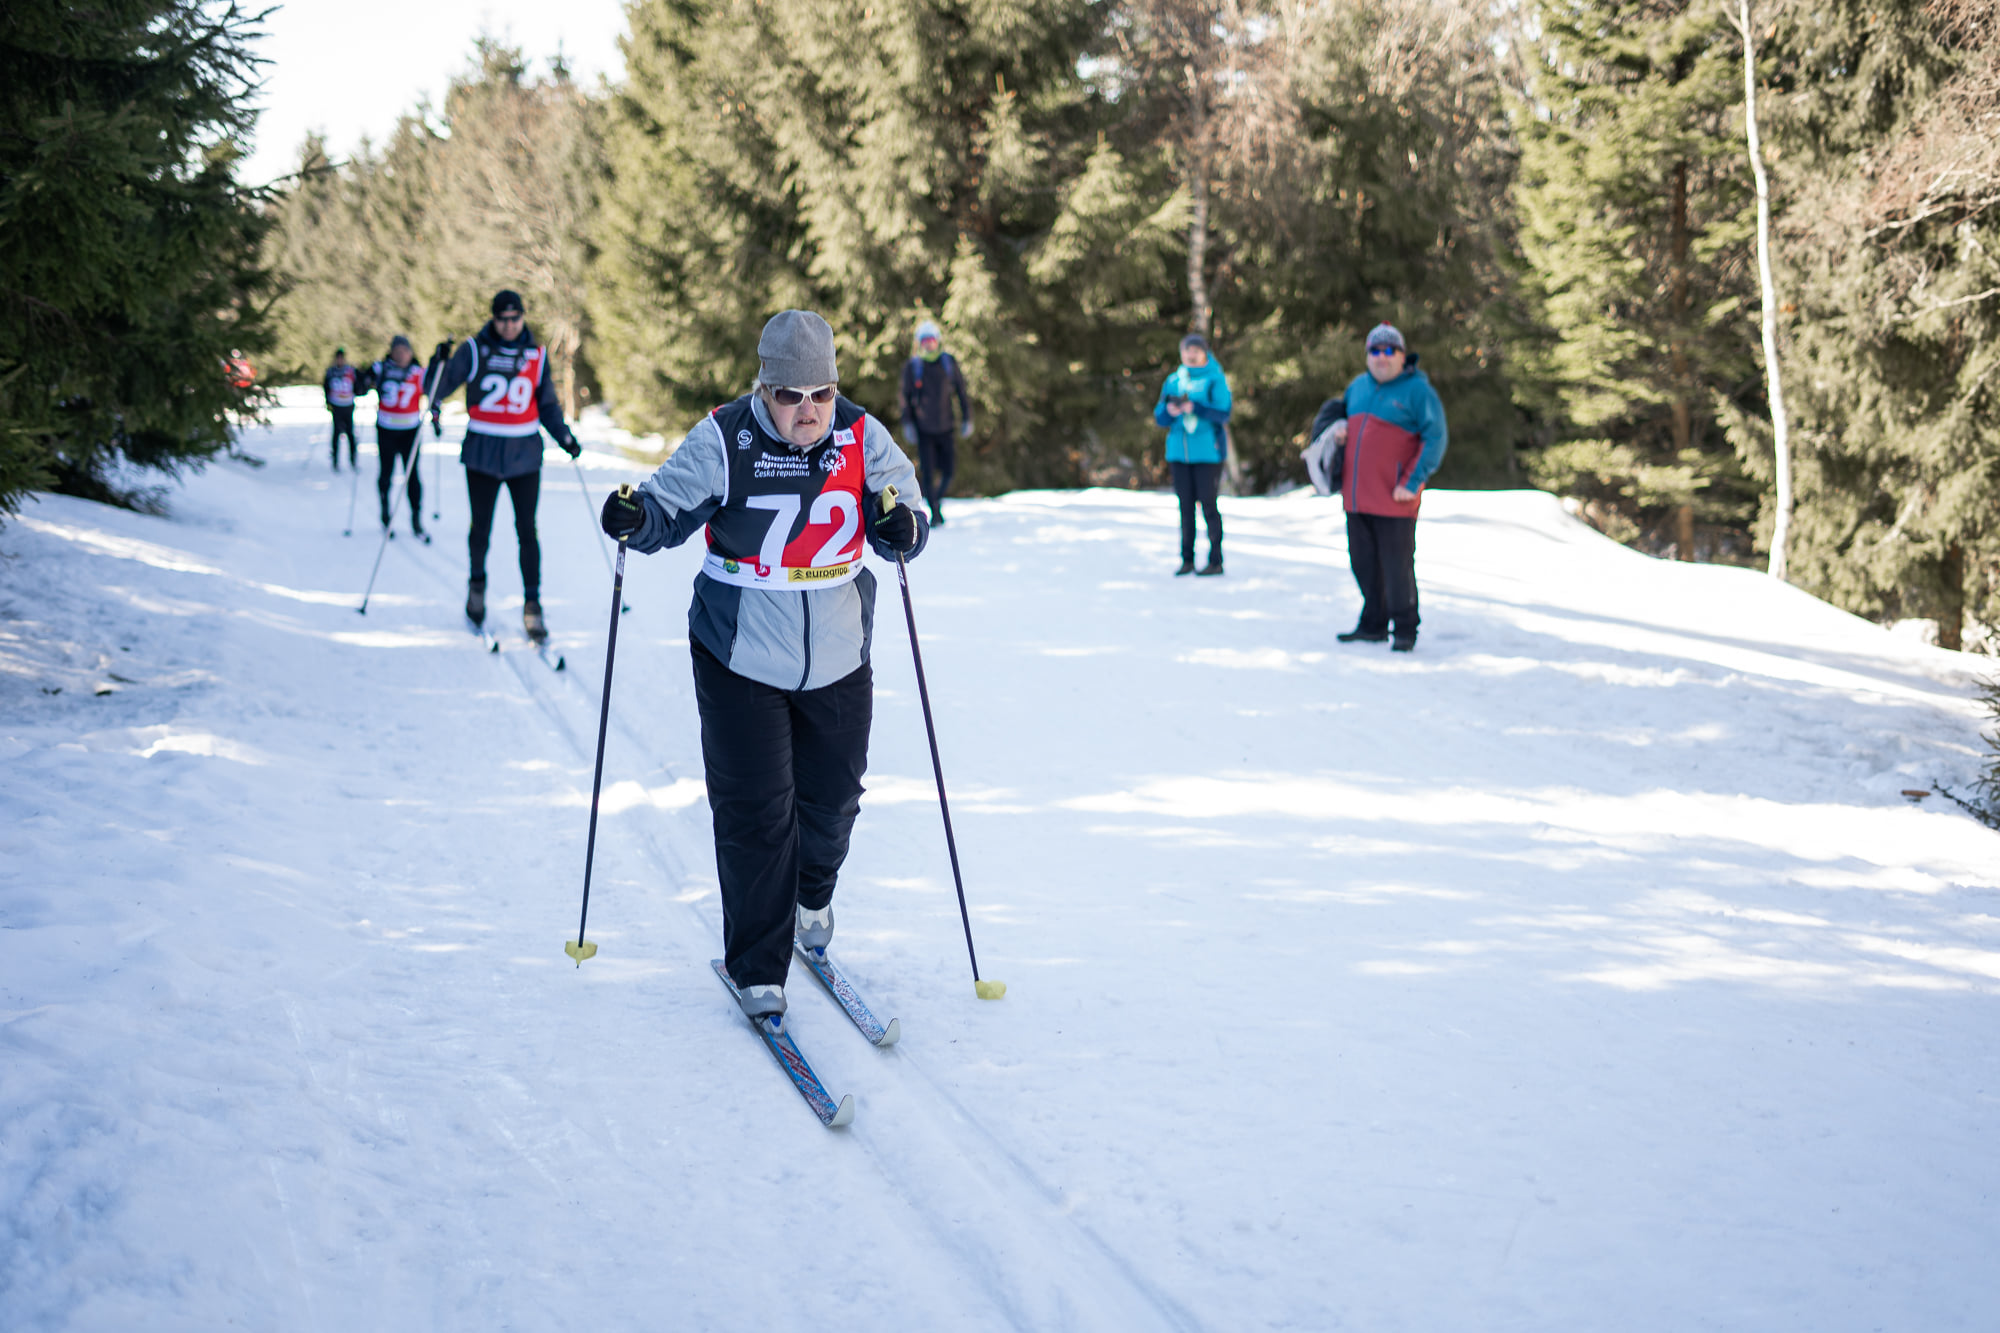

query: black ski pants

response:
[693,639,871,991]
[1346,510,1420,638]
[329,406,358,468]
[465,467,540,599]
[376,426,422,526]
[1171,461,1223,563]
[917,428,956,514]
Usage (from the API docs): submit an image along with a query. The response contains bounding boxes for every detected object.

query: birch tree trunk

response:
[1733,0,1793,580]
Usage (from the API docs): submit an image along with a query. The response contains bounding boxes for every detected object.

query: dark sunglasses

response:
[1366,344,1400,356]
[769,384,836,407]
[495,310,524,322]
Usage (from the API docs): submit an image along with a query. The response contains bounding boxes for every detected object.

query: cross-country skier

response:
[368,335,426,540]
[598,310,928,1025]
[1308,322,1448,652]
[897,319,972,527]
[323,347,360,471]
[427,290,582,642]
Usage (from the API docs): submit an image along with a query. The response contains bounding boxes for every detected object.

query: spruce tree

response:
[1771,0,1999,648]
[592,0,1133,490]
[1512,0,1763,559]
[0,0,273,518]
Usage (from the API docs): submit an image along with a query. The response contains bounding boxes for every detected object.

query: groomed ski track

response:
[348,418,1202,1328]
[4,389,1998,1330]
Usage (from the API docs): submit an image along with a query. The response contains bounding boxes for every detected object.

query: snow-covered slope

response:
[4,398,1997,1331]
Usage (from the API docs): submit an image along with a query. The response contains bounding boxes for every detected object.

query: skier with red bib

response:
[427,290,582,642]
[598,310,927,1026]
[367,335,427,540]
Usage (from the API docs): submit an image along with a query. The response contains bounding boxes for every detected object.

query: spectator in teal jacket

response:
[1154,333,1234,576]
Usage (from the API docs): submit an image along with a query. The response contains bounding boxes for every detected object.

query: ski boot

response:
[1392,634,1417,653]
[738,983,786,1029]
[1174,559,1196,577]
[523,599,548,643]
[1337,626,1387,643]
[796,903,834,960]
[1195,556,1224,577]
[465,578,486,626]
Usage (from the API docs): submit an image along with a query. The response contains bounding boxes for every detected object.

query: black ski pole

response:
[573,453,630,613]
[567,483,635,966]
[882,485,1004,1000]
[341,452,362,536]
[357,433,423,615]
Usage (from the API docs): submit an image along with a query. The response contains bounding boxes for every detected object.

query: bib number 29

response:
[478,373,534,415]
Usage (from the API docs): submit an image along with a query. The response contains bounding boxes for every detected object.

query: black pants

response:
[692,639,872,990]
[917,429,956,514]
[377,427,422,526]
[465,468,540,599]
[1171,461,1223,563]
[1346,511,1420,637]
[329,407,357,467]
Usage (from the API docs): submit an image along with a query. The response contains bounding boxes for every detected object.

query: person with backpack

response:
[597,310,928,1026]
[426,290,582,642]
[322,348,360,471]
[1153,332,1233,576]
[1308,322,1449,652]
[897,319,972,527]
[367,335,427,540]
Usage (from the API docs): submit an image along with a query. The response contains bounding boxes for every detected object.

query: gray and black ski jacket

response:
[625,392,929,692]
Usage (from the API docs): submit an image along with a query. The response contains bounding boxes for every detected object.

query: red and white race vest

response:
[373,361,426,429]
[700,395,869,590]
[466,345,546,438]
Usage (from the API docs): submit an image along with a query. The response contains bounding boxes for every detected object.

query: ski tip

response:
[975,979,1007,1001]
[829,1094,856,1128]
[877,1018,902,1047]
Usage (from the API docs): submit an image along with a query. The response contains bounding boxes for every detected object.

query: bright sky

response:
[240,1,632,189]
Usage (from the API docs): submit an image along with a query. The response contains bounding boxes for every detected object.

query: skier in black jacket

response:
[427,290,581,642]
[323,348,361,471]
[897,319,972,526]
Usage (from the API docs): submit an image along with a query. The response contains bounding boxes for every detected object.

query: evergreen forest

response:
[5,0,2000,650]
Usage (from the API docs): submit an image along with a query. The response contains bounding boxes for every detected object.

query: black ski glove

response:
[559,431,582,460]
[429,408,442,439]
[601,487,645,538]
[875,501,918,552]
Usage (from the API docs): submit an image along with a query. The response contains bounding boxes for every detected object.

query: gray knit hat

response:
[758,310,839,387]
[1366,322,1405,350]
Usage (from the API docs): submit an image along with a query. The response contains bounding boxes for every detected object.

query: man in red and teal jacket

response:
[1308,323,1447,651]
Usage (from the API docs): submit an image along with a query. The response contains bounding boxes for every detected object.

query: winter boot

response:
[465,579,486,626]
[411,512,427,543]
[796,903,834,957]
[523,599,547,643]
[1174,559,1197,577]
[1337,626,1388,643]
[738,983,786,1024]
[1392,634,1417,653]
[1195,556,1224,577]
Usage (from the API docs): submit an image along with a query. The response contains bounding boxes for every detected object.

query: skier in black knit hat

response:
[427,289,582,642]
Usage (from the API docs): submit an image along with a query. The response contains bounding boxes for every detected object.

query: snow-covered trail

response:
[4,397,1997,1331]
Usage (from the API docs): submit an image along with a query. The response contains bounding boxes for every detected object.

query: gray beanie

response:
[1366,322,1405,350]
[758,310,839,387]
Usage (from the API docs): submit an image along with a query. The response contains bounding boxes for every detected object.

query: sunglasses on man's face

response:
[1367,344,1400,357]
[770,384,836,407]
[496,311,524,322]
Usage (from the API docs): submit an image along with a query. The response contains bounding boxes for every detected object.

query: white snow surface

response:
[4,396,1999,1331]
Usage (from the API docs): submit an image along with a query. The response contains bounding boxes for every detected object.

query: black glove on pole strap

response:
[567,483,636,966]
[882,485,1004,1000]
